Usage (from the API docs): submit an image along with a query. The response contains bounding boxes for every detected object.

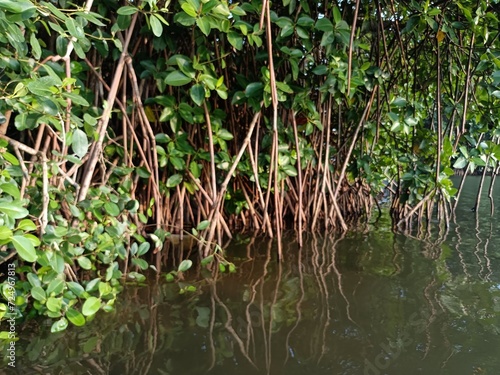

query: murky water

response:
[5,177,500,374]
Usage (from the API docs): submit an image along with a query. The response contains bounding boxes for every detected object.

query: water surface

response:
[4,176,500,375]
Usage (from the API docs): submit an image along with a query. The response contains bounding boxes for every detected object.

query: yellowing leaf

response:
[436,30,446,43]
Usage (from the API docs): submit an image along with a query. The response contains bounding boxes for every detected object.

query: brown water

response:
[5,177,500,375]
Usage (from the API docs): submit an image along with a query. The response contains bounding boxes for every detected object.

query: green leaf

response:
[165,70,192,86]
[333,6,342,23]
[315,18,334,32]
[104,202,120,217]
[149,14,163,37]
[72,128,89,158]
[0,0,35,14]
[0,182,20,199]
[50,317,68,333]
[82,297,101,317]
[137,242,150,256]
[178,259,192,272]
[297,16,315,28]
[391,97,407,107]
[46,297,62,313]
[31,286,46,302]
[136,166,151,178]
[453,157,467,169]
[196,17,211,36]
[17,219,37,231]
[189,161,201,178]
[0,226,12,240]
[64,92,90,106]
[66,282,85,297]
[47,278,65,295]
[166,174,183,188]
[27,273,41,288]
[2,151,19,165]
[12,235,37,262]
[98,282,112,296]
[27,76,59,96]
[196,220,210,231]
[48,253,65,274]
[181,2,198,17]
[216,128,233,141]
[201,254,214,266]
[190,84,205,106]
[66,308,86,326]
[30,33,41,60]
[245,82,264,97]
[66,18,85,40]
[282,164,298,177]
[173,55,196,78]
[227,31,243,50]
[77,256,92,270]
[117,6,138,15]
[131,258,149,270]
[0,201,28,219]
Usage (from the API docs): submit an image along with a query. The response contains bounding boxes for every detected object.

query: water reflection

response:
[6,177,500,375]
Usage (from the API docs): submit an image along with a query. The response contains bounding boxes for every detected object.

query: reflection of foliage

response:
[5,229,500,374]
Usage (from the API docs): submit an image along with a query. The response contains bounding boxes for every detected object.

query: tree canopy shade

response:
[1,0,500,330]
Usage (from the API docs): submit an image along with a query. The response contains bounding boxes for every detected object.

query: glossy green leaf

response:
[82,297,101,317]
[181,2,198,17]
[72,128,89,158]
[315,18,334,32]
[166,174,183,188]
[17,219,37,231]
[165,70,192,86]
[31,286,46,302]
[178,259,192,272]
[12,235,37,262]
[190,84,205,106]
[66,282,85,297]
[227,31,243,50]
[216,128,233,141]
[1,151,19,165]
[27,273,41,288]
[50,317,68,333]
[0,226,12,240]
[137,242,150,256]
[149,14,163,37]
[196,220,210,231]
[189,161,201,178]
[245,82,264,97]
[0,0,35,13]
[66,308,86,326]
[196,17,211,36]
[117,6,138,15]
[282,164,298,177]
[66,18,84,39]
[47,278,65,295]
[131,258,149,270]
[104,202,120,217]
[46,297,62,313]
[297,16,315,28]
[77,256,92,270]
[0,201,28,219]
